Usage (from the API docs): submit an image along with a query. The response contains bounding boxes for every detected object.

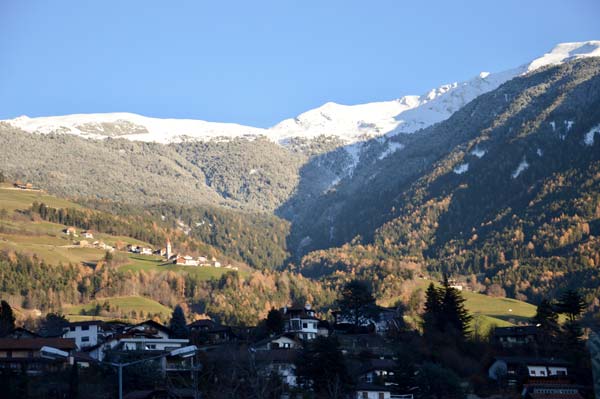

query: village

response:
[61,229,238,271]
[0,299,592,399]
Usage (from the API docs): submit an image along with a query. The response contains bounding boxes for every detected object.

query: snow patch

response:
[550,121,556,131]
[453,163,469,174]
[536,148,543,157]
[584,124,600,146]
[511,159,530,179]
[378,142,404,160]
[470,147,487,158]
[565,120,574,131]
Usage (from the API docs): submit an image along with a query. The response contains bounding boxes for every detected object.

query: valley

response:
[1,3,599,397]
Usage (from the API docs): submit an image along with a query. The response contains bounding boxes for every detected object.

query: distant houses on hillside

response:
[128,239,237,270]
[13,181,40,191]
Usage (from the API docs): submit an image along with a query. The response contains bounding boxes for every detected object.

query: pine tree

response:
[295,336,352,397]
[440,277,471,339]
[423,283,443,335]
[169,305,189,339]
[532,299,560,334]
[265,307,284,335]
[336,280,378,329]
[555,290,586,322]
[531,299,560,354]
[39,313,69,337]
[0,301,16,337]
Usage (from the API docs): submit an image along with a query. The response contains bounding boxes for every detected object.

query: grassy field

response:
[121,253,238,280]
[63,295,172,320]
[0,236,106,265]
[387,279,538,334]
[0,186,155,265]
[0,185,82,212]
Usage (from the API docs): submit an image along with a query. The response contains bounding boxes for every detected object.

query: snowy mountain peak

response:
[525,41,600,72]
[2,41,598,146]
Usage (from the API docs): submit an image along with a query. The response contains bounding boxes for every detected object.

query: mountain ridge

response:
[4,41,599,146]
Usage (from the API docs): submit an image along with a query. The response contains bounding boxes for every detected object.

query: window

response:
[303,322,308,329]
[291,319,301,330]
[81,337,90,342]
[378,393,385,399]
[82,325,90,331]
[362,392,368,399]
[540,370,545,376]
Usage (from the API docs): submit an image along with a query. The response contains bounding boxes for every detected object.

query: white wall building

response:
[63,321,108,349]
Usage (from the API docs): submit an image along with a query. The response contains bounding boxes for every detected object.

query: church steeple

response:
[166,238,172,259]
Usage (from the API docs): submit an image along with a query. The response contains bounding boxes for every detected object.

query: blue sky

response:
[1,1,599,127]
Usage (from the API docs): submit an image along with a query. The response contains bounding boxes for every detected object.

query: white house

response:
[139,247,153,255]
[81,231,94,239]
[174,255,199,266]
[86,321,186,361]
[281,305,320,340]
[355,384,392,399]
[197,256,208,264]
[355,385,413,399]
[252,334,302,351]
[63,320,109,350]
[488,356,569,383]
[255,349,300,388]
[357,359,398,386]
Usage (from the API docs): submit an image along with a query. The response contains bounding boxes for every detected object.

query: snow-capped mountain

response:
[3,41,599,146]
[4,113,265,144]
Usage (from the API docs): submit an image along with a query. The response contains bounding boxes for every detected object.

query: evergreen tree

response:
[336,279,378,329]
[416,362,464,399]
[532,299,559,329]
[531,299,560,355]
[555,289,586,322]
[440,277,472,339]
[0,300,16,337]
[39,313,69,337]
[265,307,284,335]
[295,336,352,398]
[169,305,189,339]
[423,283,443,335]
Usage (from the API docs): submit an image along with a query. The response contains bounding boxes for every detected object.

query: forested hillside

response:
[299,58,600,306]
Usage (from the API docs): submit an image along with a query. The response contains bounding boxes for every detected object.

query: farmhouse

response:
[63,227,77,236]
[174,255,199,266]
[139,247,153,255]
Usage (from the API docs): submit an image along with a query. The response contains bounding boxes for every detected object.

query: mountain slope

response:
[298,57,600,303]
[1,41,599,269]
